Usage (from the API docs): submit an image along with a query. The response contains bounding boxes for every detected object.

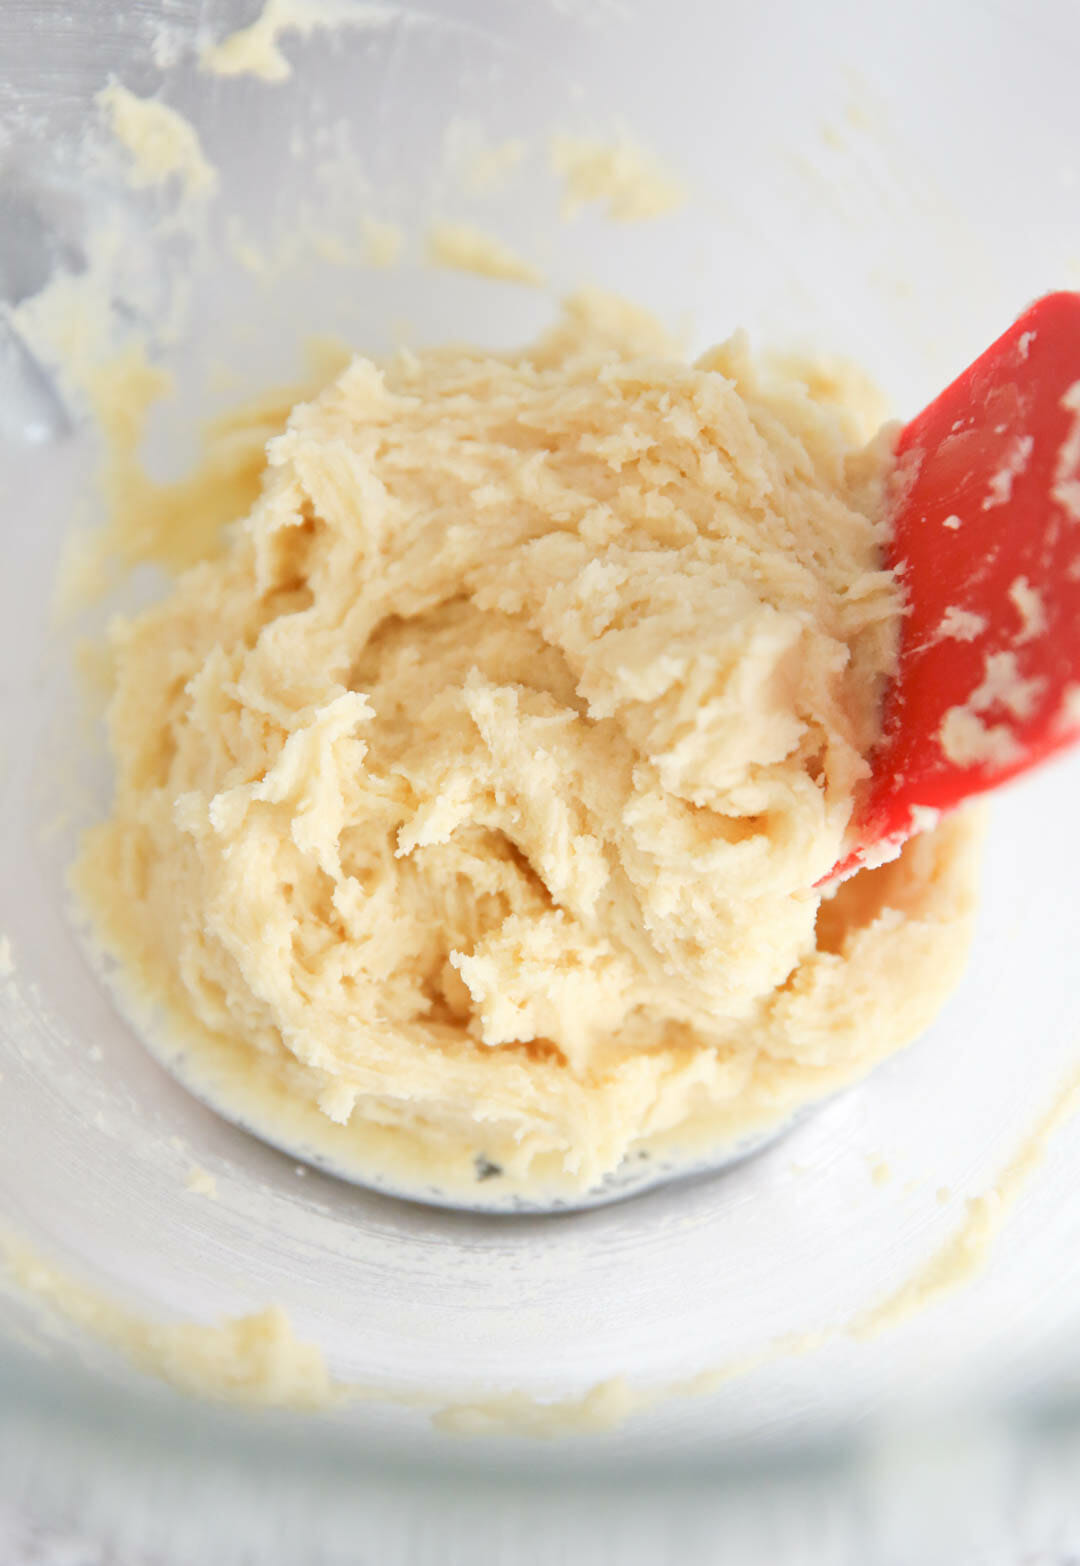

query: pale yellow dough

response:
[75,294,979,1197]
[96,83,218,199]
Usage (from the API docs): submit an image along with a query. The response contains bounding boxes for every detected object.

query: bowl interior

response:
[2,0,1080,1468]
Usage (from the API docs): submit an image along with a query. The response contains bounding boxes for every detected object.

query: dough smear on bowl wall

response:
[72,291,981,1207]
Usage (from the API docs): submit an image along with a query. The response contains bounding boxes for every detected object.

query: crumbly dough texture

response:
[76,294,978,1195]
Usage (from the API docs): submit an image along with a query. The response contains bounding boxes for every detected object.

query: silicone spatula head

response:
[840,291,1080,877]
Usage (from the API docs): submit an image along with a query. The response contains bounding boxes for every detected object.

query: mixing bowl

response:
[3,0,1080,1559]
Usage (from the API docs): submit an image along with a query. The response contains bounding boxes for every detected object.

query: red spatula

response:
[838,291,1080,879]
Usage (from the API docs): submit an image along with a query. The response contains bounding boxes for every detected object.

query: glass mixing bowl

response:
[3,1,1080,1559]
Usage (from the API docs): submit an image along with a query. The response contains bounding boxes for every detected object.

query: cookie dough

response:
[75,293,979,1197]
